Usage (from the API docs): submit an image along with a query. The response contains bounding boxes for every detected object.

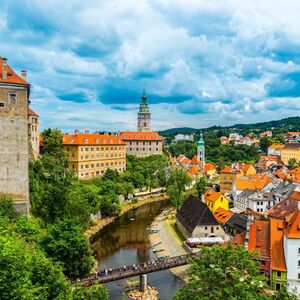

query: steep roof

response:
[204,190,223,202]
[248,219,270,257]
[204,163,216,173]
[225,213,248,233]
[188,166,200,176]
[242,164,254,174]
[176,195,219,235]
[236,174,272,191]
[283,143,300,150]
[63,133,126,145]
[28,107,38,117]
[190,155,200,165]
[119,131,162,141]
[284,211,300,239]
[0,57,28,85]
[213,207,234,224]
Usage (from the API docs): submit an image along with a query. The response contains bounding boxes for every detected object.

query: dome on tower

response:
[198,132,205,149]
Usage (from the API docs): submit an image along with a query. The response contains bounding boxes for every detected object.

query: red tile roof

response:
[119,131,162,141]
[213,207,234,224]
[188,166,199,176]
[284,211,300,239]
[28,107,38,117]
[204,163,216,173]
[63,134,126,145]
[205,190,223,202]
[190,155,200,165]
[0,57,28,85]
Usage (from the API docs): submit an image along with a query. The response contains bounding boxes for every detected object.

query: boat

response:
[153,241,162,247]
[153,248,164,253]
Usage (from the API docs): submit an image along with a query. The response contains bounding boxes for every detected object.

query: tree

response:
[0,196,14,219]
[41,219,94,277]
[260,136,274,153]
[195,176,207,199]
[72,284,108,300]
[174,245,268,300]
[288,158,299,170]
[167,168,191,210]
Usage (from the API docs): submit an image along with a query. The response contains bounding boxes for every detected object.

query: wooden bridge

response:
[73,252,200,287]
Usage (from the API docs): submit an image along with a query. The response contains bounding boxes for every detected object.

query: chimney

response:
[74,129,79,134]
[2,57,7,80]
[21,70,27,81]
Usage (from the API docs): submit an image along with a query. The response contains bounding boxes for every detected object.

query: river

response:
[91,200,183,300]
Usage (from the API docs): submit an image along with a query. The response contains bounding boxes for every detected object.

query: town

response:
[1,55,300,300]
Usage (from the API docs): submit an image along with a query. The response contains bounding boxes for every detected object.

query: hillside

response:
[159,116,300,136]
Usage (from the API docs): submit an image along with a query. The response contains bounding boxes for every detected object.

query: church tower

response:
[197,132,205,166]
[137,90,151,132]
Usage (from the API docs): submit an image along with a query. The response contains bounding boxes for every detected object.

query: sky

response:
[1,0,300,132]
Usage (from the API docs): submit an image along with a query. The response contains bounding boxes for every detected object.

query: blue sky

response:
[1,0,300,132]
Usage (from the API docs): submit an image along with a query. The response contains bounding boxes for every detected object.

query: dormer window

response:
[9,93,17,106]
[95,139,99,144]
[110,139,113,144]
[103,139,106,143]
[84,138,88,144]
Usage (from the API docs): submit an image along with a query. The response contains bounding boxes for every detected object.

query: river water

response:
[91,200,183,300]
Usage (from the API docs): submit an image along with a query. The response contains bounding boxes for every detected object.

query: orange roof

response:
[288,132,300,135]
[28,107,38,117]
[268,144,284,149]
[248,219,270,257]
[190,155,200,165]
[230,231,246,247]
[119,131,162,141]
[205,190,223,202]
[270,218,287,271]
[213,207,233,224]
[181,158,191,165]
[204,163,216,173]
[236,174,272,191]
[188,166,200,176]
[63,133,126,145]
[289,167,300,175]
[220,165,241,174]
[284,211,300,239]
[242,164,253,174]
[273,170,287,180]
[169,157,175,163]
[0,57,28,85]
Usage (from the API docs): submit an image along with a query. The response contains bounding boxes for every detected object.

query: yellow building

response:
[242,164,256,176]
[220,166,242,194]
[204,190,229,213]
[63,133,126,179]
[280,144,300,165]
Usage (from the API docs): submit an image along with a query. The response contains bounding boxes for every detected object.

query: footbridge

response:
[73,252,200,287]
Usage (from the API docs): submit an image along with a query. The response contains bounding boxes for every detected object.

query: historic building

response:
[137,90,151,132]
[63,132,126,179]
[280,143,300,165]
[197,132,205,167]
[119,131,163,156]
[204,190,229,213]
[28,107,39,159]
[0,57,30,214]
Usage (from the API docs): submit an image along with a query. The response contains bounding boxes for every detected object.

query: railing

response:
[73,253,200,286]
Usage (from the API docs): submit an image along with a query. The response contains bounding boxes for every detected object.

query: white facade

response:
[174,134,194,142]
[284,236,300,294]
[268,147,281,157]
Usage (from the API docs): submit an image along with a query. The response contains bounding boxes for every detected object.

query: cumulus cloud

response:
[1,0,300,131]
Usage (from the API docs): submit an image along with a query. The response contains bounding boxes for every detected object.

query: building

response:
[247,191,276,213]
[234,189,256,212]
[28,107,39,158]
[220,165,242,194]
[224,212,248,236]
[258,155,283,172]
[176,195,225,239]
[137,90,151,132]
[288,166,300,183]
[119,131,163,157]
[0,57,30,215]
[281,143,300,165]
[204,190,229,213]
[174,133,194,142]
[268,144,284,157]
[259,130,273,138]
[63,132,126,179]
[286,132,300,143]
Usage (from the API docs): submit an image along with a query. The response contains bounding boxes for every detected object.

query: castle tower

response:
[0,57,30,215]
[197,132,205,167]
[137,90,151,132]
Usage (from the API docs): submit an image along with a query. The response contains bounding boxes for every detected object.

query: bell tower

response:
[137,90,151,132]
[197,132,205,167]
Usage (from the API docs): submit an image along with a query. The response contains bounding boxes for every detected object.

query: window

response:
[277,271,281,277]
[298,273,300,279]
[275,283,281,291]
[298,248,300,255]
[211,227,214,234]
[0,102,4,108]
[9,93,17,106]
[205,227,207,230]
[298,261,300,267]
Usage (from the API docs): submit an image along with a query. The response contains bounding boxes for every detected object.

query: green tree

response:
[174,245,269,300]
[260,136,274,153]
[41,219,94,277]
[72,284,108,300]
[288,158,299,170]
[195,176,207,199]
[167,168,191,210]
[0,196,14,219]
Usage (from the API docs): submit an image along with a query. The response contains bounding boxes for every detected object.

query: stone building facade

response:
[63,132,126,179]
[28,107,39,159]
[0,57,30,214]
[137,90,151,132]
[119,131,163,157]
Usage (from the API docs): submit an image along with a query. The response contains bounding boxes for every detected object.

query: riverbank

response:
[85,194,169,240]
[149,208,189,282]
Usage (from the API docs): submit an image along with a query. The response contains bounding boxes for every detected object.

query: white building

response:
[283,210,300,294]
[174,133,194,142]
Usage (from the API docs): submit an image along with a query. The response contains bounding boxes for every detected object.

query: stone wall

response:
[0,85,29,215]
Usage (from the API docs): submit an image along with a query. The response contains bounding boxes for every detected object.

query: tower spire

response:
[197,131,205,167]
[137,90,151,132]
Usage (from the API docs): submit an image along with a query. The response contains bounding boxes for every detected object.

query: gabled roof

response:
[204,190,223,202]
[190,155,200,165]
[248,219,270,257]
[63,133,126,145]
[213,207,234,224]
[28,107,38,117]
[204,163,216,173]
[283,143,300,150]
[119,131,162,141]
[242,164,254,174]
[225,213,248,233]
[236,174,273,191]
[176,195,219,234]
[188,166,200,176]
[284,211,300,239]
[0,57,28,85]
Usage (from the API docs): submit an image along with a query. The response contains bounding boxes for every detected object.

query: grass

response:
[167,216,185,244]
